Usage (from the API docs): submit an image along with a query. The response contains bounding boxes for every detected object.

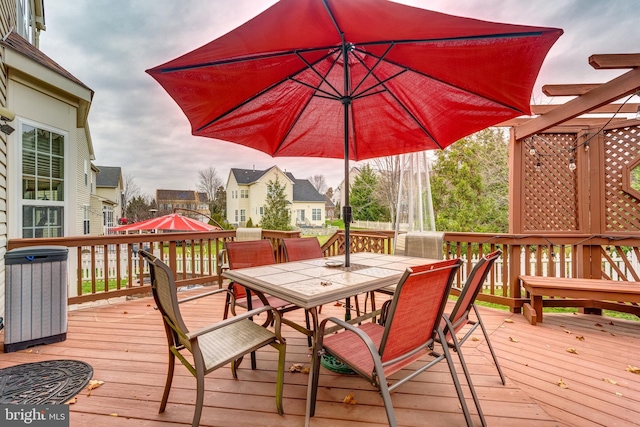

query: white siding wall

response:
[75,128,92,235]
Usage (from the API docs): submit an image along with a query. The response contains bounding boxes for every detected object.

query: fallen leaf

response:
[615,392,623,397]
[563,329,572,334]
[334,302,342,307]
[343,392,357,405]
[566,348,578,354]
[123,311,128,314]
[25,349,33,353]
[509,337,518,343]
[65,398,77,405]
[611,332,616,336]
[87,380,105,391]
[572,312,578,315]
[595,323,603,327]
[504,319,514,323]
[557,378,568,389]
[626,365,640,375]
[289,363,305,373]
[575,336,585,341]
[109,413,118,417]
[609,321,615,326]
[471,336,480,342]
[125,349,129,352]
[560,324,565,327]
[603,378,617,385]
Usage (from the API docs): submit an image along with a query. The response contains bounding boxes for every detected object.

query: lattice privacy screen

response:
[523,133,578,232]
[604,125,640,232]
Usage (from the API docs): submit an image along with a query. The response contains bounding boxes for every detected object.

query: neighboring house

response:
[1,1,97,307]
[226,166,325,228]
[324,194,336,220]
[156,189,209,218]
[336,166,361,211]
[94,165,124,234]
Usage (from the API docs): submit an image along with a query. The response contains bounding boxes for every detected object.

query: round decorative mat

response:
[321,354,355,375]
[0,360,93,404]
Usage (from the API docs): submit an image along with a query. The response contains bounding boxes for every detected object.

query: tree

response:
[126,195,155,222]
[308,174,327,194]
[122,174,141,215]
[211,185,226,216]
[350,164,389,221]
[430,128,508,233]
[260,176,293,231]
[196,167,223,216]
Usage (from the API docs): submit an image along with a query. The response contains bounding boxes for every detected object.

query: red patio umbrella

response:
[112,213,219,232]
[146,0,562,265]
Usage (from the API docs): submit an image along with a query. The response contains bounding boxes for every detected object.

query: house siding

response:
[0,0,18,319]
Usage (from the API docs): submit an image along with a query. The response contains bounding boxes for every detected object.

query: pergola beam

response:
[498,117,627,128]
[515,67,640,140]
[589,54,640,69]
[530,103,639,115]
[542,84,600,96]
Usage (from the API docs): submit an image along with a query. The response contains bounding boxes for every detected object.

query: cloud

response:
[39,0,638,196]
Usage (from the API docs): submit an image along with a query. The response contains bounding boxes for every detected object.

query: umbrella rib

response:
[352,46,528,115]
[294,50,342,98]
[349,50,441,147]
[354,30,551,50]
[350,42,395,96]
[156,45,339,73]
[196,49,341,133]
[273,53,342,156]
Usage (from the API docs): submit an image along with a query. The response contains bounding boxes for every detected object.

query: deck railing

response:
[7,230,640,311]
[7,229,300,305]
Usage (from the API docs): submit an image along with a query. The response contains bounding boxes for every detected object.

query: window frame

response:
[16,118,69,238]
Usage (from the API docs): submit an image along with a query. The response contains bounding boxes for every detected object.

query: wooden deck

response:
[1,287,639,426]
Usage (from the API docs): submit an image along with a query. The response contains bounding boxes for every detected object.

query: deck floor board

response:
[1,287,639,426]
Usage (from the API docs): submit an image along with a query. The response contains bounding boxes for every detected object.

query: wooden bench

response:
[519,275,640,325]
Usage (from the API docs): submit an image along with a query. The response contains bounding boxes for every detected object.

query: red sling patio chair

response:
[308,258,487,427]
[442,249,505,385]
[139,250,286,427]
[223,239,312,346]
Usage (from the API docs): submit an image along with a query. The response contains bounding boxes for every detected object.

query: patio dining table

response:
[222,251,441,425]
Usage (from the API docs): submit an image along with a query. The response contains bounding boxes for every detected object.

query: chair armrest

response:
[187,305,282,339]
[177,288,230,304]
[318,316,379,355]
[217,249,228,270]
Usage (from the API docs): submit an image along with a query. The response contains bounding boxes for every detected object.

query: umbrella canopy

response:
[112,213,219,232]
[147,0,562,264]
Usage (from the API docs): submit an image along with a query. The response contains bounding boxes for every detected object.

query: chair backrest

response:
[139,250,189,344]
[447,250,502,336]
[225,240,276,299]
[403,231,444,259]
[282,237,323,262]
[379,258,462,371]
[236,227,262,241]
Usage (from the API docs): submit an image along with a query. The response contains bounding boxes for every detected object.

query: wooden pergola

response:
[501,53,640,279]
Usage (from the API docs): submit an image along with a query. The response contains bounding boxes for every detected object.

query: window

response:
[312,208,322,221]
[240,209,246,222]
[296,209,305,223]
[83,205,90,234]
[240,189,249,198]
[235,210,238,222]
[21,124,65,238]
[84,160,88,186]
[259,206,264,215]
[103,206,114,231]
[16,0,32,43]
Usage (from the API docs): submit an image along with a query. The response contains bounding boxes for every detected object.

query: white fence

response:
[80,247,640,291]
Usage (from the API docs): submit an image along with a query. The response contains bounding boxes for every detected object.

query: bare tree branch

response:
[308,174,327,194]
[122,174,141,213]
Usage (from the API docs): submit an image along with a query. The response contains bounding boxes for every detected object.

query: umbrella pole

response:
[341,37,352,269]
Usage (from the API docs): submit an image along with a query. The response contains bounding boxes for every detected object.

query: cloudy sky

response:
[38,0,638,196]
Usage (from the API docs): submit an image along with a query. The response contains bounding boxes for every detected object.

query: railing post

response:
[509,244,522,313]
